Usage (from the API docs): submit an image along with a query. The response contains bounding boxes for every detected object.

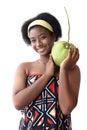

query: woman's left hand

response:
[60,47,79,70]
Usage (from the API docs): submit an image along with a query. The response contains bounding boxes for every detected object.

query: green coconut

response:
[51,41,74,66]
[51,7,75,66]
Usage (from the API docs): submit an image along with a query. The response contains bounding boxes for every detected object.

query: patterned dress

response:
[19,74,72,130]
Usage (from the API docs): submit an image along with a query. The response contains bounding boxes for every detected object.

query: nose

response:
[36,39,42,47]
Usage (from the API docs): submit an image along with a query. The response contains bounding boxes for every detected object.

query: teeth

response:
[38,48,45,52]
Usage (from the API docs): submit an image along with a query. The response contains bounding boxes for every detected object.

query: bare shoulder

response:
[17,62,31,69]
[15,60,39,75]
[15,62,32,75]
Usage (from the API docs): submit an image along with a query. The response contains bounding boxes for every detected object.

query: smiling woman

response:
[12,12,80,130]
[29,26,55,56]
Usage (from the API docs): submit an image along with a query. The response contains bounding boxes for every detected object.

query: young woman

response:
[12,12,81,130]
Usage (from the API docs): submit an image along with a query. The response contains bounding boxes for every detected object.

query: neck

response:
[39,55,50,64]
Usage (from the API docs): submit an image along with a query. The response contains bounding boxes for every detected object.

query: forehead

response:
[29,26,50,37]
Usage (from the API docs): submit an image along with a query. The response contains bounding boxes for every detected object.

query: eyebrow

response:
[29,32,47,39]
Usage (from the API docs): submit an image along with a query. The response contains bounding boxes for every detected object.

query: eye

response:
[40,35,47,40]
[30,39,36,44]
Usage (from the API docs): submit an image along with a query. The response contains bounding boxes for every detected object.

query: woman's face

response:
[29,26,56,56]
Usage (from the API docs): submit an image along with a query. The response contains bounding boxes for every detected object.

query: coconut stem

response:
[64,7,70,43]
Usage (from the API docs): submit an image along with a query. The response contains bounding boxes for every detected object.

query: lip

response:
[37,47,46,53]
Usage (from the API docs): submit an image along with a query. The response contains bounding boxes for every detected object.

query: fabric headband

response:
[27,19,54,33]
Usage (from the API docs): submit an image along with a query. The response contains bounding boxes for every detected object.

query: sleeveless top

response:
[19,74,72,130]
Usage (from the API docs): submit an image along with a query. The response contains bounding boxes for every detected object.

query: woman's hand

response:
[60,47,79,70]
[45,55,55,77]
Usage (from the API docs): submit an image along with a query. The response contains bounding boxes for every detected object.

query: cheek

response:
[48,42,54,49]
[32,44,37,51]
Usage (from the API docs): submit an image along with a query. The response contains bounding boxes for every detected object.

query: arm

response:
[12,58,54,110]
[58,47,81,115]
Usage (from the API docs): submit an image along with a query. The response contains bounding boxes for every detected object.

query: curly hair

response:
[21,12,62,45]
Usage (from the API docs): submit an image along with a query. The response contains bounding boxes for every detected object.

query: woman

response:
[12,12,81,130]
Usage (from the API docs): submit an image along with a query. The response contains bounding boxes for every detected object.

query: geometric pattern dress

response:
[19,74,72,130]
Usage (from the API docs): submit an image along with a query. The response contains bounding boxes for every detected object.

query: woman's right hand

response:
[45,55,55,77]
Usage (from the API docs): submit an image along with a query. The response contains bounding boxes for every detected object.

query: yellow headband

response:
[27,19,54,33]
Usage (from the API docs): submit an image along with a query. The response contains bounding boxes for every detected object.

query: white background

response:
[0,0,86,129]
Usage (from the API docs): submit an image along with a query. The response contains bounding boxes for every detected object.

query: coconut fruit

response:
[51,7,75,66]
[51,41,74,66]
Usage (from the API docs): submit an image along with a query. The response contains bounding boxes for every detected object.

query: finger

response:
[74,48,80,62]
[49,55,52,61]
[67,48,72,58]
[72,47,78,59]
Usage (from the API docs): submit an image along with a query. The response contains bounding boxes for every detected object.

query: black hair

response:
[21,12,62,45]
